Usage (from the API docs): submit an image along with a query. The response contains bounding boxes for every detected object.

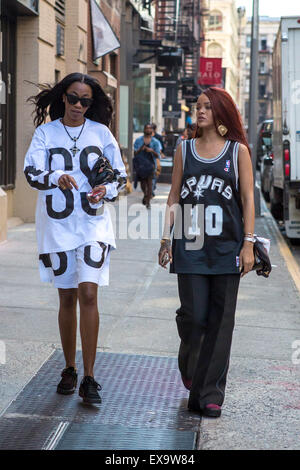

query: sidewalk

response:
[0,184,299,450]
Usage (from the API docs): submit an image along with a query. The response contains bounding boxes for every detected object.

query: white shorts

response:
[39,241,110,289]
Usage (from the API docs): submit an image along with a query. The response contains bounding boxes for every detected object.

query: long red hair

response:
[194,87,251,157]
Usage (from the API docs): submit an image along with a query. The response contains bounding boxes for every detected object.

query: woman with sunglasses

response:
[24,73,127,404]
[158,87,255,418]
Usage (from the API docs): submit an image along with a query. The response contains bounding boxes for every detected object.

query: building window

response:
[259,82,266,98]
[260,37,267,51]
[55,70,61,84]
[259,60,266,73]
[245,56,250,69]
[55,1,65,57]
[245,78,250,93]
[207,42,222,58]
[110,53,117,77]
[55,0,65,22]
[56,23,65,56]
[208,11,223,31]
[246,34,251,48]
[132,65,151,133]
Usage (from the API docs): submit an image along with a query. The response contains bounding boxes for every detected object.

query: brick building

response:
[87,0,121,139]
[0,0,122,238]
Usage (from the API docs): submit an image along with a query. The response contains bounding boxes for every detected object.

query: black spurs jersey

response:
[170,139,244,275]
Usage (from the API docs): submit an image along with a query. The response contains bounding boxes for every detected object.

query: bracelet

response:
[244,236,255,243]
[244,232,254,237]
[160,238,171,244]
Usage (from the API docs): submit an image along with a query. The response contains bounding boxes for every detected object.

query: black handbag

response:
[90,154,120,187]
[252,236,272,278]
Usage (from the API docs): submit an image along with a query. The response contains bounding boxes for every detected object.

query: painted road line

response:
[264,210,300,295]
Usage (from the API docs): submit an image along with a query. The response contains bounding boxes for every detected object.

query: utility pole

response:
[248,0,261,216]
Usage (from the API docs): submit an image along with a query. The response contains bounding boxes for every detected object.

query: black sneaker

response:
[79,376,102,404]
[57,366,78,395]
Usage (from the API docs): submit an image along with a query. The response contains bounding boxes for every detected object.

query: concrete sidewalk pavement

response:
[0,183,299,449]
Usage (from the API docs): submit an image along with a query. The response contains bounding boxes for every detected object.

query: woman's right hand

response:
[158,239,172,269]
[58,174,78,191]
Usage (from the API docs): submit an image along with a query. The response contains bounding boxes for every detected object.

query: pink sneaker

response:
[202,403,221,418]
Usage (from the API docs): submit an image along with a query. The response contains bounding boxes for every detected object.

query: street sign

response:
[162,103,181,118]
[156,77,177,88]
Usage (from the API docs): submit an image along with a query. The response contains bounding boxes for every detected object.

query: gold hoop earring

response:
[217,124,228,137]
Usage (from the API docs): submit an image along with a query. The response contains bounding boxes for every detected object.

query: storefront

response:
[0,0,39,189]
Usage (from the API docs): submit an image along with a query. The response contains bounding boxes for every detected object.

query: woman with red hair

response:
[159,87,255,418]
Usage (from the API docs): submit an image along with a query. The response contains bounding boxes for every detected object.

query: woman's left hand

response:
[87,185,106,204]
[239,242,255,277]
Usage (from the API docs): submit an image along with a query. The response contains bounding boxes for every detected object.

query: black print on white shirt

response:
[24,166,56,190]
[46,188,74,219]
[52,252,68,276]
[39,253,52,268]
[49,148,73,171]
[84,242,107,268]
[39,252,67,276]
[80,146,103,187]
[45,147,106,220]
[80,192,97,216]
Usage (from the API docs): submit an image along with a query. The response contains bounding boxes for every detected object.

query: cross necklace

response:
[62,119,86,157]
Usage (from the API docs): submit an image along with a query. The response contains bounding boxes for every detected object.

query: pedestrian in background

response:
[24,73,127,404]
[152,123,165,157]
[151,123,163,197]
[159,87,255,418]
[175,123,197,150]
[133,123,161,208]
[185,111,193,126]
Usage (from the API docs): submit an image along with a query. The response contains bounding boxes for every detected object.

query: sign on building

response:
[90,0,120,60]
[198,58,222,86]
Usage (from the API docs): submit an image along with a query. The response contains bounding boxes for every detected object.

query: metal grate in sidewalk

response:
[0,350,200,450]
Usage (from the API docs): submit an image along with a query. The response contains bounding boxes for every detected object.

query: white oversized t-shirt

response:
[24,118,127,255]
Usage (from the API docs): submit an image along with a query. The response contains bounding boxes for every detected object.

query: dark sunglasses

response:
[65,93,93,108]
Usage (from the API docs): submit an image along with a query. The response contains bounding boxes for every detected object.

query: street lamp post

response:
[248,0,261,216]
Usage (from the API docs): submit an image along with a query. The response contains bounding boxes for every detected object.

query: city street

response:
[0,183,299,450]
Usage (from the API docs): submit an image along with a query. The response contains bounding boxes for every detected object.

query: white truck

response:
[271,17,300,239]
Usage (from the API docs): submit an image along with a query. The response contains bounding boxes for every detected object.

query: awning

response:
[90,0,120,60]
[2,0,39,16]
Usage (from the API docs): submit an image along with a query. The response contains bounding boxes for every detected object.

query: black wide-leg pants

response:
[176,273,240,409]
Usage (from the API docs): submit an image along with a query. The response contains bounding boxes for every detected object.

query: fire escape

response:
[177,1,198,78]
[154,0,179,42]
[177,0,208,102]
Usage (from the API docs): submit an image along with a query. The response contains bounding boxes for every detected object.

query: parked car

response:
[260,123,274,202]
[256,119,273,169]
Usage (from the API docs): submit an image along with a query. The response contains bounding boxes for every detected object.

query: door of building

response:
[0,3,17,188]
